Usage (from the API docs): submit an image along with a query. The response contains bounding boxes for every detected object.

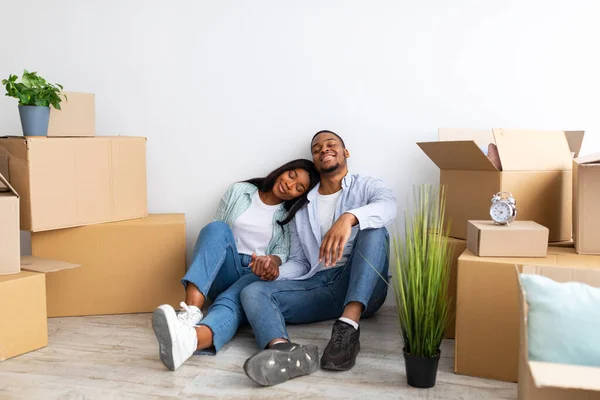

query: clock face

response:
[491,201,512,223]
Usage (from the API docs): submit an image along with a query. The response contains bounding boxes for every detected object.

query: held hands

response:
[319,212,358,267]
[249,254,280,281]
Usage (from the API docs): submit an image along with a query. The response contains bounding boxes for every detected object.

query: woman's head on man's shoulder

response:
[244,158,320,225]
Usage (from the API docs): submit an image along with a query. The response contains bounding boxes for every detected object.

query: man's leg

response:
[240,268,347,386]
[320,227,390,371]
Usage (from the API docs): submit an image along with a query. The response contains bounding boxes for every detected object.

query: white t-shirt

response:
[317,189,348,267]
[232,191,281,256]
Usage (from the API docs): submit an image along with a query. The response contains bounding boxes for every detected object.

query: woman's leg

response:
[181,221,246,309]
[196,272,262,351]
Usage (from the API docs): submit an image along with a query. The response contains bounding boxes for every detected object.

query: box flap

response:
[0,171,18,197]
[565,131,585,158]
[417,141,498,171]
[20,256,80,273]
[529,361,600,391]
[0,154,8,182]
[574,152,600,165]
[492,129,573,171]
[438,128,495,149]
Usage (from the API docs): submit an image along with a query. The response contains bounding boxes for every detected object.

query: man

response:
[240,130,397,386]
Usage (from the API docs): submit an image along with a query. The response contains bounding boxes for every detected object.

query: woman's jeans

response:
[181,221,261,352]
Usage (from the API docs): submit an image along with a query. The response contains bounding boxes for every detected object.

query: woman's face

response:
[272,168,311,201]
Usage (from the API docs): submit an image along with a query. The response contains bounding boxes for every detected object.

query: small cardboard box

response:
[0,257,79,361]
[573,153,600,255]
[455,247,600,382]
[31,214,186,317]
[47,92,95,137]
[517,266,600,399]
[467,220,549,257]
[0,136,148,232]
[418,129,584,241]
[445,237,467,339]
[0,172,20,275]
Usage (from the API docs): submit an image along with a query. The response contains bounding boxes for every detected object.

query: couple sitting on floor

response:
[152,130,397,386]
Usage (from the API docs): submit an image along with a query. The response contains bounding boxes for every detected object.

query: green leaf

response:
[3,70,64,107]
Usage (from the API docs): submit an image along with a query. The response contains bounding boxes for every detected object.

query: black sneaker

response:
[243,342,319,386]
[320,320,360,371]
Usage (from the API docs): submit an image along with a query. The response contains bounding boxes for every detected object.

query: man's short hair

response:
[311,130,346,149]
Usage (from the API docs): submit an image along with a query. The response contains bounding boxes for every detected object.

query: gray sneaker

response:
[243,342,319,386]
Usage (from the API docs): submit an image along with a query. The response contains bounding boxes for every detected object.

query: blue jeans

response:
[181,221,261,352]
[240,227,390,349]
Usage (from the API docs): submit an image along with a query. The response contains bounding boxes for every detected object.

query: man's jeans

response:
[240,227,390,349]
[181,221,260,352]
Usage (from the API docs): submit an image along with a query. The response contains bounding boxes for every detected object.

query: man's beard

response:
[321,163,340,174]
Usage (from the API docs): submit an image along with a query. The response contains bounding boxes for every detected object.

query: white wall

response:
[2,0,599,257]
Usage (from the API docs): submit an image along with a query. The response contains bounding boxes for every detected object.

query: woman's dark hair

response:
[244,158,320,226]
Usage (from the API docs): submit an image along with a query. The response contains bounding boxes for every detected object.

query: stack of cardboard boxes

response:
[0,92,186,361]
[420,128,600,398]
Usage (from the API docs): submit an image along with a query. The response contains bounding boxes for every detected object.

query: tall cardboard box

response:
[47,92,95,137]
[455,247,600,382]
[517,266,600,400]
[0,172,20,275]
[573,153,600,255]
[31,214,186,317]
[0,136,147,232]
[418,129,584,241]
[445,237,467,339]
[0,257,80,361]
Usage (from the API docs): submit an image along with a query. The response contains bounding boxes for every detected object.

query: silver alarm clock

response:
[490,192,517,225]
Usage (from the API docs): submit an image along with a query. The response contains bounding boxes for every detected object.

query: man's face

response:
[310,132,349,175]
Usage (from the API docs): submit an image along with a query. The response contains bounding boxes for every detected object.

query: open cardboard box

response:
[0,257,80,361]
[418,129,584,241]
[573,153,600,255]
[0,172,20,275]
[517,265,600,399]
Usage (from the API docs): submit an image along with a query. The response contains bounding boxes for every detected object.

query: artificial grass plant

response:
[392,183,453,358]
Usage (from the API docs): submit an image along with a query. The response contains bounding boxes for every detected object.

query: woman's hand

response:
[249,254,280,281]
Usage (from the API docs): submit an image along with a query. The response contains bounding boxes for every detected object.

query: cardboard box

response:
[445,237,467,339]
[0,172,20,275]
[0,257,80,361]
[47,92,95,137]
[455,247,600,382]
[0,136,147,232]
[467,220,549,257]
[418,129,584,241]
[517,266,600,399]
[31,214,186,317]
[573,153,600,255]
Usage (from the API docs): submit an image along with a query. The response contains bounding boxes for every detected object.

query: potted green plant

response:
[392,183,453,388]
[2,70,67,136]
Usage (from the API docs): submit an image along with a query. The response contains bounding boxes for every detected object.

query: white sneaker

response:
[177,301,204,326]
[152,304,198,371]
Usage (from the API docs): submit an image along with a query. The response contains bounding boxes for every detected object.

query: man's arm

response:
[345,177,397,230]
[276,220,310,280]
[320,177,397,266]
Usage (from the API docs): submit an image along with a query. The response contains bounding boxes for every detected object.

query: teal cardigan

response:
[212,182,290,263]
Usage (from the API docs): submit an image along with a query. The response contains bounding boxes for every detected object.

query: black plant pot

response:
[403,348,441,388]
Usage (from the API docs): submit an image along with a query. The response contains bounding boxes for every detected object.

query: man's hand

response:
[249,254,281,281]
[320,213,358,267]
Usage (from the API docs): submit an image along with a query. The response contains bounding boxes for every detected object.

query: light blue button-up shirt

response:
[277,173,397,280]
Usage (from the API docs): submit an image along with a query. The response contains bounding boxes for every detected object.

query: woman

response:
[152,159,320,371]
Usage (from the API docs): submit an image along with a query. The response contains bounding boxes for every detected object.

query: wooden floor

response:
[0,297,516,399]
